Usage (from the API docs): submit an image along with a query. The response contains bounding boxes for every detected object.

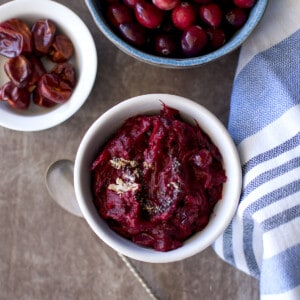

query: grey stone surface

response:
[0,0,258,299]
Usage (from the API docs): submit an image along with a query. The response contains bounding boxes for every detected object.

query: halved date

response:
[4,55,32,88]
[33,88,56,108]
[50,62,76,88]
[48,34,74,63]
[1,81,31,109]
[38,73,73,103]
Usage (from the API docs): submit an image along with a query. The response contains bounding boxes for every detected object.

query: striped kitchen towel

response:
[213,1,300,299]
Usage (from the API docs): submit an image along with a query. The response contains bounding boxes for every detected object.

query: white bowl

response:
[0,0,97,131]
[74,94,242,263]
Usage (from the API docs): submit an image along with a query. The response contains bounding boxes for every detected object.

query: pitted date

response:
[4,55,32,88]
[38,73,73,103]
[0,18,32,57]
[48,34,74,63]
[1,81,31,109]
[32,19,56,55]
[33,88,56,108]
[50,63,76,88]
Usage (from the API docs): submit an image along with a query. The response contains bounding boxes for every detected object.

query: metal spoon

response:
[45,159,82,217]
[45,159,159,300]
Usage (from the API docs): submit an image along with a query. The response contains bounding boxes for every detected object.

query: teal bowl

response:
[85,0,268,68]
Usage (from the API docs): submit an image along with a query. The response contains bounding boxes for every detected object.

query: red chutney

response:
[91,104,227,252]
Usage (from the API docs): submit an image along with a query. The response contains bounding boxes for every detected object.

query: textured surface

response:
[0,0,259,299]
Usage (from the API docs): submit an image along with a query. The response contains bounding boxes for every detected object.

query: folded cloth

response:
[213,1,300,299]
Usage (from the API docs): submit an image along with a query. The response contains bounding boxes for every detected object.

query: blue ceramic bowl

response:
[85,0,268,68]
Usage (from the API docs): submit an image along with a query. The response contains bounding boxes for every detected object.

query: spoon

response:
[45,159,159,300]
[45,159,82,217]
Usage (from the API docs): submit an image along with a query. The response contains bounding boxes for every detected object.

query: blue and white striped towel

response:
[213,1,300,299]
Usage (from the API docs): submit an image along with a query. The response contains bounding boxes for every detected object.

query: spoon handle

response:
[118,252,159,300]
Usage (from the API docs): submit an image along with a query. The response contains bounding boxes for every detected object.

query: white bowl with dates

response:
[0,0,97,131]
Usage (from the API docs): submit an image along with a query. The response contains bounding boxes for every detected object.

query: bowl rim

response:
[74,94,242,263]
[85,0,268,68]
[0,0,97,132]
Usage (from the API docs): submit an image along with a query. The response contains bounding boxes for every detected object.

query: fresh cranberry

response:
[181,25,207,56]
[152,0,180,11]
[225,8,248,28]
[154,33,177,56]
[123,0,139,8]
[119,23,147,46]
[234,0,256,8]
[135,1,164,29]
[206,27,226,49]
[107,3,134,28]
[172,2,197,31]
[199,3,223,28]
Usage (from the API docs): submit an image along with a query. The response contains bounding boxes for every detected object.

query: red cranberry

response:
[172,2,197,31]
[225,8,248,28]
[181,25,207,57]
[123,0,139,8]
[154,33,177,56]
[119,23,147,46]
[106,3,134,28]
[199,3,223,28]
[135,1,164,29]
[206,27,226,49]
[234,0,256,8]
[152,0,180,11]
